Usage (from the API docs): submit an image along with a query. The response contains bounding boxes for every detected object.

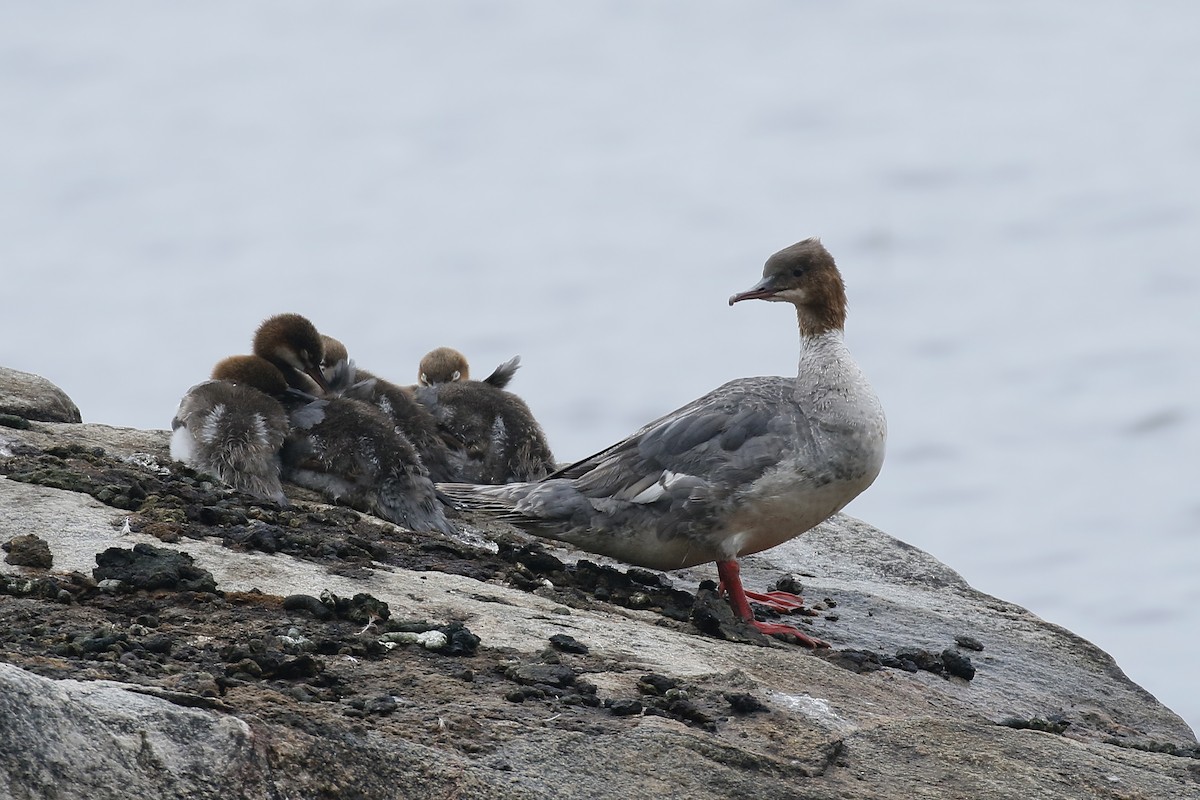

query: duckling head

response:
[252,313,331,392]
[418,346,470,386]
[211,355,290,398]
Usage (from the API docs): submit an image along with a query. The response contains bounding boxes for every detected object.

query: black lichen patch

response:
[318,591,390,624]
[548,633,589,654]
[629,674,721,731]
[508,663,579,689]
[4,445,156,510]
[0,571,89,604]
[3,534,53,568]
[494,541,774,642]
[565,559,695,620]
[637,673,678,696]
[381,621,481,657]
[608,698,643,716]
[1102,737,1200,759]
[497,542,698,624]
[770,575,805,595]
[343,694,400,718]
[495,656,728,732]
[502,659,595,706]
[894,647,945,674]
[283,593,335,621]
[820,644,977,681]
[0,581,500,750]
[724,692,769,714]
[93,543,219,594]
[941,647,976,680]
[1001,716,1071,735]
[823,649,886,674]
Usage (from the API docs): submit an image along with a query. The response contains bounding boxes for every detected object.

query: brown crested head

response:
[211,355,290,397]
[320,335,349,368]
[418,346,470,386]
[251,313,330,392]
[728,237,847,336]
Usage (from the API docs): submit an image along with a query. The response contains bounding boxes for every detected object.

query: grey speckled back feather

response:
[336,365,457,483]
[415,380,555,484]
[281,395,455,535]
[170,380,289,505]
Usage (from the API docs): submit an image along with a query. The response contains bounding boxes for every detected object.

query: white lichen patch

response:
[123,452,172,475]
[378,630,448,651]
[770,692,856,733]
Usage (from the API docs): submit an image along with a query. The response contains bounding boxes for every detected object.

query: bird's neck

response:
[794,327,858,400]
[797,324,847,363]
[795,294,846,338]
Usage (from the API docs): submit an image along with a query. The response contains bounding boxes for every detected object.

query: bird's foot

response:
[717,582,806,613]
[749,619,828,649]
[742,589,806,612]
[715,560,827,648]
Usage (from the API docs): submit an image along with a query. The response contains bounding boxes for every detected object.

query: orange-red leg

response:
[716,560,827,648]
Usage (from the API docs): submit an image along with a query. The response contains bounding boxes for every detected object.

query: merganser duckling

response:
[169,355,291,505]
[415,377,556,484]
[281,386,455,535]
[438,239,886,646]
[320,335,349,385]
[252,313,331,394]
[418,347,521,390]
[318,335,457,483]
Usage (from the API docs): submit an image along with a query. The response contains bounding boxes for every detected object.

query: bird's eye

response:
[791,267,804,278]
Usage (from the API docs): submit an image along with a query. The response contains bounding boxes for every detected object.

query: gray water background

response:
[2,2,1197,734]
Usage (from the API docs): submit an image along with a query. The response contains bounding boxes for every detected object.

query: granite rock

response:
[0,366,82,424]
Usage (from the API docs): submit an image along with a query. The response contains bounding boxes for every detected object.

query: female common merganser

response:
[438,239,886,646]
[169,355,292,505]
[252,313,330,395]
[418,347,521,390]
[318,335,457,483]
[414,376,556,484]
[281,370,456,535]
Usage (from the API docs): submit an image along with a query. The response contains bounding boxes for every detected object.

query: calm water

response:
[3,2,1198,734]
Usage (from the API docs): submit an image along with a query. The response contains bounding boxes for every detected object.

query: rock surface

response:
[0,373,1197,799]
[0,366,82,423]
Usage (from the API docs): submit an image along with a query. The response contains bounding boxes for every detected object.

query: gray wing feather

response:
[566,379,801,503]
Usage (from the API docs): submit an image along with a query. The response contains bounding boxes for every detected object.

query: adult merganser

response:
[438,238,886,646]
[252,313,330,394]
[169,355,291,505]
[418,347,521,390]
